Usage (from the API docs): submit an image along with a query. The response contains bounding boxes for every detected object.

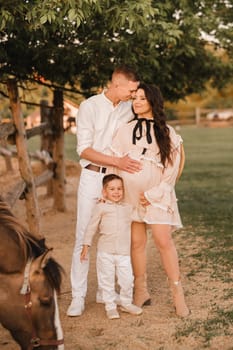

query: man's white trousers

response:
[70,168,104,298]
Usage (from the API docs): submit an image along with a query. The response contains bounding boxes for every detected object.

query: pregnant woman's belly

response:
[119,160,161,207]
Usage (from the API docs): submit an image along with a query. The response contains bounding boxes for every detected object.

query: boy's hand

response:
[97,198,106,203]
[80,245,89,262]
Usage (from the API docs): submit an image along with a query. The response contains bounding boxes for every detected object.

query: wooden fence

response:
[0,79,66,239]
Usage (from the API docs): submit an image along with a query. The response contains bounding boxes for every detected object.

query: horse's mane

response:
[0,197,63,292]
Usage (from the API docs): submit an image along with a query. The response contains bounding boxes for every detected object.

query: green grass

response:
[64,133,78,160]
[26,133,78,161]
[174,307,233,347]
[176,126,233,273]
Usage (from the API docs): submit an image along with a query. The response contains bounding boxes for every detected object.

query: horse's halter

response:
[20,259,64,349]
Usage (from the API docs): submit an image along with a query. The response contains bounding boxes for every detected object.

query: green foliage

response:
[0,0,232,101]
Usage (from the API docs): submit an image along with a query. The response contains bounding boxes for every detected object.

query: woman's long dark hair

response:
[133,83,172,167]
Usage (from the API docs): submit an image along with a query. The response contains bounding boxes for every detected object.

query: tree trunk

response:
[52,89,66,211]
[6,78,43,239]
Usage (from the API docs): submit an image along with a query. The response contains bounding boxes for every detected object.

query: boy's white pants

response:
[70,168,104,298]
[97,251,134,311]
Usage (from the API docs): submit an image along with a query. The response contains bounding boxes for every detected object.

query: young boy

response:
[80,174,142,320]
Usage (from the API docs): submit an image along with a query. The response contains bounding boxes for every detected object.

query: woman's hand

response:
[139,192,150,207]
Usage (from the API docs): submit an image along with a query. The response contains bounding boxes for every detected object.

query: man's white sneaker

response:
[106,309,120,320]
[67,297,85,317]
[120,304,143,315]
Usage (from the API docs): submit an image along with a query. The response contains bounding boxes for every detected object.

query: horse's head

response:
[0,198,64,349]
[4,250,64,350]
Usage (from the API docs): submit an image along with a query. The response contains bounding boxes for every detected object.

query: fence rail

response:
[0,79,66,238]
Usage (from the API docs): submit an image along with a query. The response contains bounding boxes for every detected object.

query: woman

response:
[111,83,189,317]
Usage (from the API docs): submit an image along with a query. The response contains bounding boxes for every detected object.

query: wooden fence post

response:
[6,78,43,239]
[0,115,13,172]
[195,107,201,125]
[40,99,54,196]
[40,99,52,152]
[0,139,13,172]
[52,89,66,211]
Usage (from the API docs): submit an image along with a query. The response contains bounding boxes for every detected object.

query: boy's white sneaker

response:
[106,309,120,320]
[120,304,143,315]
[67,297,85,317]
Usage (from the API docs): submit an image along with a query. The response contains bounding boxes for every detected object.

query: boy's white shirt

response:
[83,200,133,256]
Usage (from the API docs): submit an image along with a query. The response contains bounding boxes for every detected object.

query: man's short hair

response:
[112,65,140,82]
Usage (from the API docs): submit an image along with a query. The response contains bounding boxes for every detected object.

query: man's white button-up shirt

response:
[76,91,133,168]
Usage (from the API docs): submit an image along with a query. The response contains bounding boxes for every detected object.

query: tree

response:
[0,0,160,219]
[0,0,232,226]
[0,0,232,101]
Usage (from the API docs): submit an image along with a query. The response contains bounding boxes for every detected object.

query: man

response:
[67,65,141,317]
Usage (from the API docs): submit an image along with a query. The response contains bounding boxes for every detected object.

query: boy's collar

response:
[101,198,123,205]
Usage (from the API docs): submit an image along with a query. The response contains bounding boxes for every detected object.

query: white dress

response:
[110,119,183,231]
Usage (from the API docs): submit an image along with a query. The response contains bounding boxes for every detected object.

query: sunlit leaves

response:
[0,0,232,101]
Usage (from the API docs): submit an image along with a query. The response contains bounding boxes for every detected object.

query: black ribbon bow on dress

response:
[132,117,155,145]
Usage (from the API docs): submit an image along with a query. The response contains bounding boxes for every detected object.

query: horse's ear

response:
[35,248,53,269]
[41,249,53,268]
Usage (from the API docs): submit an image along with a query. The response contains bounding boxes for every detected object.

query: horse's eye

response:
[39,296,53,306]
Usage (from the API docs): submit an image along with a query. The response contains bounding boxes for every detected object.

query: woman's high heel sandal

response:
[170,279,190,317]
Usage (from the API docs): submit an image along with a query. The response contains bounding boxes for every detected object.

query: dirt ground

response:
[0,158,232,350]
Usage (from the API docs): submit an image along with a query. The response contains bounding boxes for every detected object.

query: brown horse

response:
[0,197,64,350]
